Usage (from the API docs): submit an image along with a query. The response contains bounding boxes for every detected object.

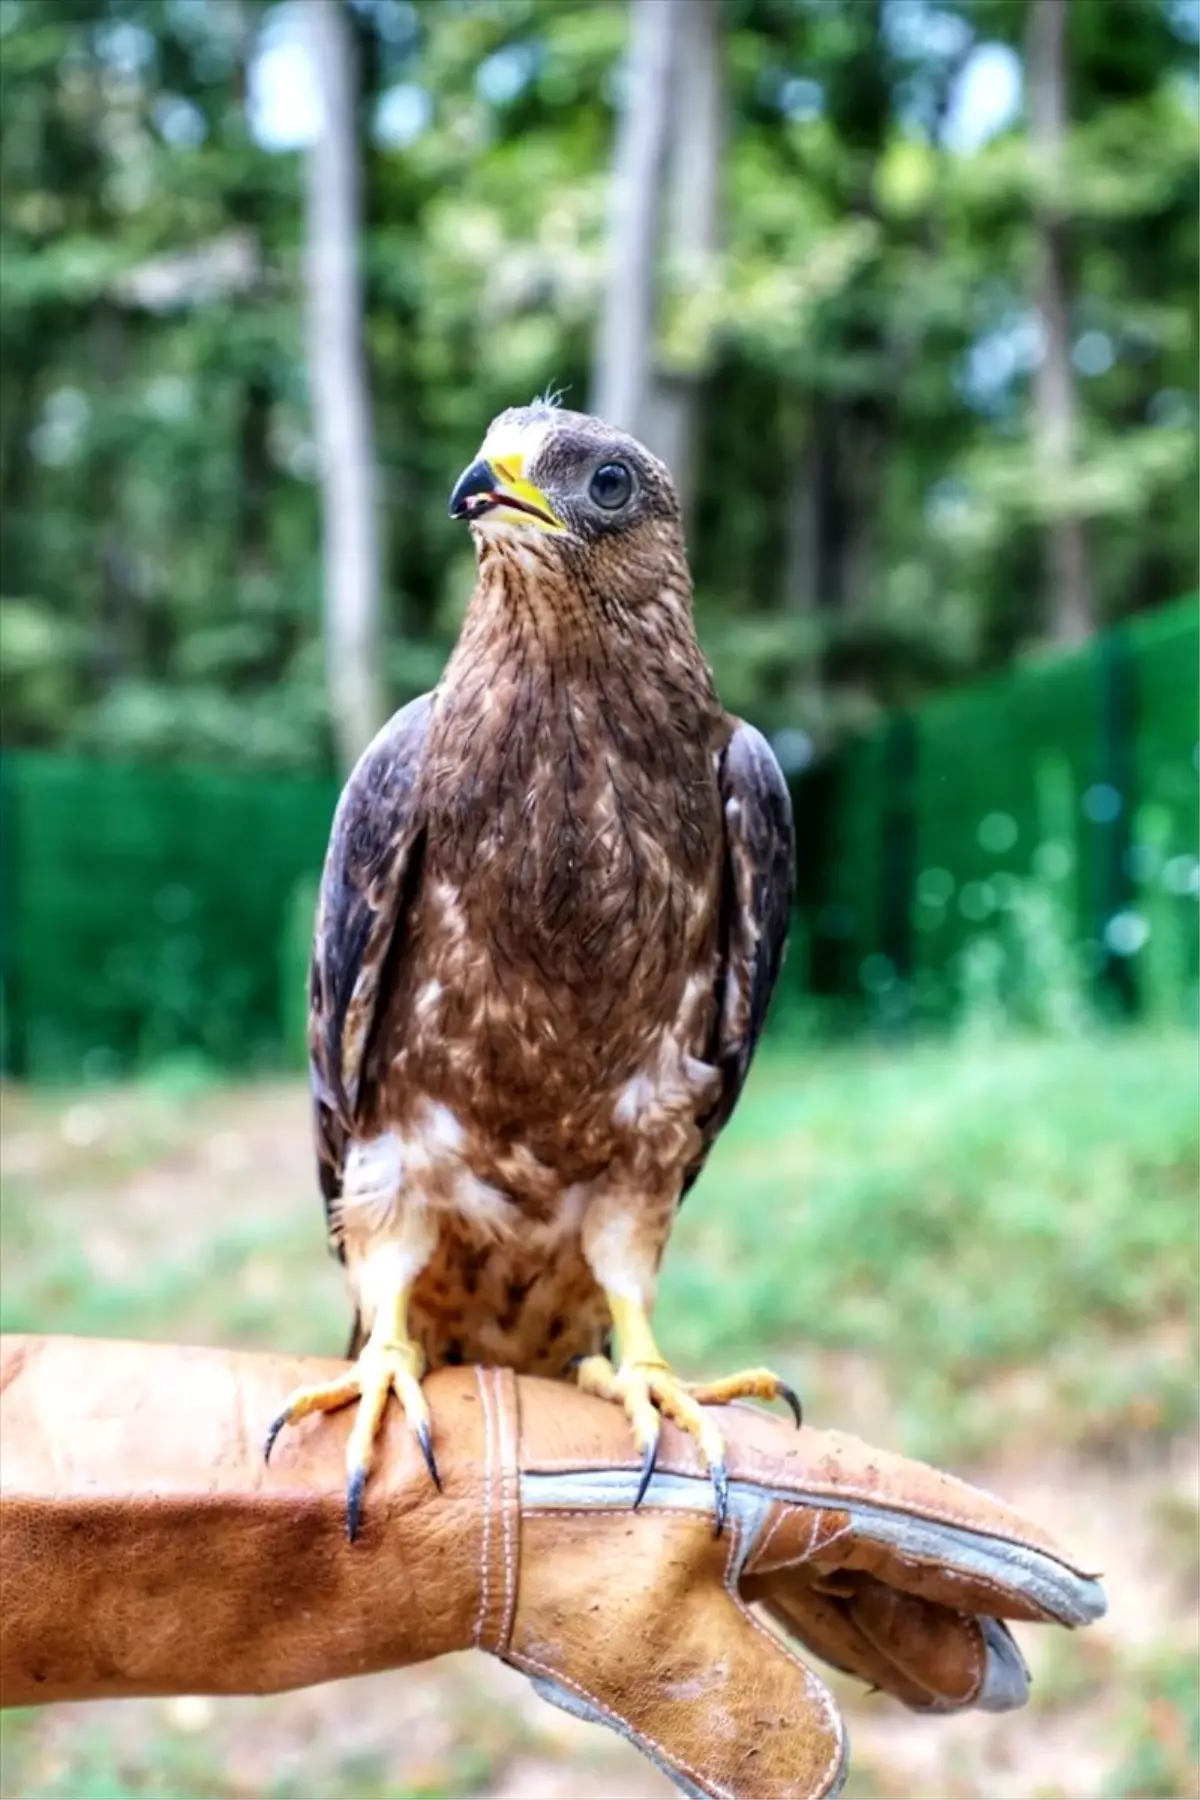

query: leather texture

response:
[0,1336,1106,1800]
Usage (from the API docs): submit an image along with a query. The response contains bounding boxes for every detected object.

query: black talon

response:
[777,1381,803,1430]
[263,1408,290,1465]
[711,1455,729,1539]
[416,1419,443,1492]
[346,1465,368,1543]
[633,1431,659,1510]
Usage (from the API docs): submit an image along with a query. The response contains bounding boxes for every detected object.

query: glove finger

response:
[847,1580,1030,1712]
[749,1574,1032,1715]
[747,1580,940,1712]
[743,1493,1105,1628]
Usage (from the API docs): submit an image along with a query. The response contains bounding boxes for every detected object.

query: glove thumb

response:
[504,1497,848,1800]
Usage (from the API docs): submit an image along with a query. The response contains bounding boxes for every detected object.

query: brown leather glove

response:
[1,1335,1105,1800]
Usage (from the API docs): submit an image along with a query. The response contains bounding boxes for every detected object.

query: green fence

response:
[1,598,1196,1082]
[793,596,1199,1030]
[0,756,338,1080]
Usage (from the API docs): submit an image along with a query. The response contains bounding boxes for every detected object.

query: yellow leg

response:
[264,1282,437,1542]
[574,1294,801,1537]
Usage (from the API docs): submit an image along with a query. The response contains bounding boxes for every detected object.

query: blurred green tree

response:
[0,0,1195,770]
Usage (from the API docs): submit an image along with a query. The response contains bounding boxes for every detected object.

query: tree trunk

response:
[780,400,820,618]
[592,0,682,443]
[304,0,384,772]
[236,376,271,590]
[653,0,724,529]
[89,303,137,689]
[1026,0,1093,647]
[817,0,891,639]
[229,3,271,600]
[837,402,885,622]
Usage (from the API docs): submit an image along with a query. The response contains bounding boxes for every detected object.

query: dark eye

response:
[589,461,633,510]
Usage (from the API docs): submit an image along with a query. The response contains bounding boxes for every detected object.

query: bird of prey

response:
[266,400,798,1540]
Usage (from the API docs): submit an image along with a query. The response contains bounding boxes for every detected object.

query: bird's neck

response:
[448,532,713,690]
[434,536,724,766]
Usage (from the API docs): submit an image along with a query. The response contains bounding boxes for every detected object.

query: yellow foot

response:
[573,1356,801,1538]
[264,1337,438,1542]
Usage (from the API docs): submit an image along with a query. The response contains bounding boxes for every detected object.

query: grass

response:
[1104,1647,1200,1800]
[662,1029,1198,1462]
[1,1027,1197,1800]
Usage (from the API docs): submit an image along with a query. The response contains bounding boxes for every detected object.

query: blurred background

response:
[1,0,1197,1796]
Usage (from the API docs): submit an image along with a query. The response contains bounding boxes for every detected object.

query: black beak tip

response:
[449,457,495,522]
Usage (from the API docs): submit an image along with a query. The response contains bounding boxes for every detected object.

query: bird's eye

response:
[589,461,633,510]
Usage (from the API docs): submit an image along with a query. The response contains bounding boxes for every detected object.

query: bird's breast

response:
[426,685,723,1002]
[370,690,723,1175]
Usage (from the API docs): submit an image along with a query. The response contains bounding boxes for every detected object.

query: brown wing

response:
[308,693,433,1260]
[684,719,795,1195]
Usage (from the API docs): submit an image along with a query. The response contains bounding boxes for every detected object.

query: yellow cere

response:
[478,434,567,533]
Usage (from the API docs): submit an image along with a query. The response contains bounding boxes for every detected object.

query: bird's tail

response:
[346,1312,366,1359]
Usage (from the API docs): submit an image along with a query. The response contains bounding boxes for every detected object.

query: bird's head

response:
[449,399,688,613]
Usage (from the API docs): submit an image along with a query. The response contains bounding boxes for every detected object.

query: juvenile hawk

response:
[267,401,798,1539]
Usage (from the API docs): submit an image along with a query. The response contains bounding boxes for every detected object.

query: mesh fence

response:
[0,755,338,1080]
[793,596,1199,1029]
[1,598,1196,1081]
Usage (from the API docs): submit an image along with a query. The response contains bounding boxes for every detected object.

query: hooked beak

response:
[448,453,566,533]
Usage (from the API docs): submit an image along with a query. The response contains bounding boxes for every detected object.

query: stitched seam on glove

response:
[473,1365,494,1648]
[752,1501,818,1572]
[722,1514,847,1800]
[522,1505,737,1519]
[494,1367,519,1654]
[506,1650,742,1800]
[523,1463,1084,1568]
[922,1562,1060,1626]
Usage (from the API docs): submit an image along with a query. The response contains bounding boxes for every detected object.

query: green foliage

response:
[0,0,1196,765]
[0,1697,515,1800]
[1104,1647,1200,1799]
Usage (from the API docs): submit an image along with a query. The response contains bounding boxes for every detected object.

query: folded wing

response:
[308,694,433,1254]
[685,720,796,1194]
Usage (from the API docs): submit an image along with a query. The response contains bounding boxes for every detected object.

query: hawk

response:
[267,401,798,1539]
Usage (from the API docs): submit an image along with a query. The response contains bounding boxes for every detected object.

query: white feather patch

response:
[341,1103,517,1241]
